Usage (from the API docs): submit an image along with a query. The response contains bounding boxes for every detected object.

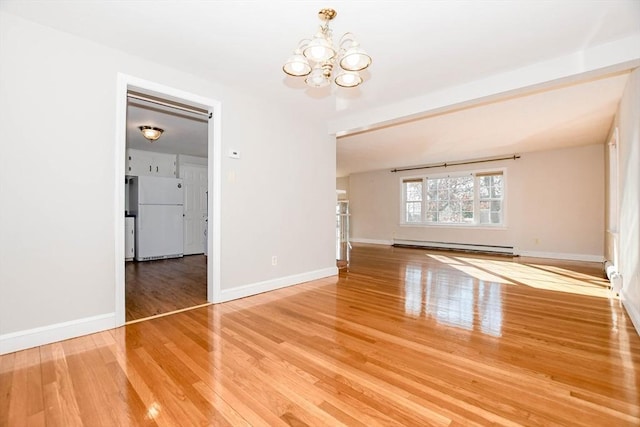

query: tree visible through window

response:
[478,173,503,225]
[426,176,474,223]
[402,171,504,226]
[404,179,422,223]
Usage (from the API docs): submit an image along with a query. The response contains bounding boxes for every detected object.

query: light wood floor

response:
[2,244,639,426]
[125,255,208,322]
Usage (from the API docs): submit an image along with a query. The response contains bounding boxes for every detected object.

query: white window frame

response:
[400,168,507,228]
[402,178,424,224]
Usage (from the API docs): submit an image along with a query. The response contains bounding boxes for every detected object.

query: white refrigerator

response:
[130,176,184,261]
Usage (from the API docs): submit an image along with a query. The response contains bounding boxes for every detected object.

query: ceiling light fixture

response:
[283,8,371,89]
[139,126,164,142]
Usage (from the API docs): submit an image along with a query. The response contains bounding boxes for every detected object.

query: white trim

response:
[115,73,223,322]
[350,238,393,245]
[115,74,127,327]
[209,94,222,304]
[516,250,604,263]
[350,240,602,262]
[621,288,640,336]
[217,267,338,303]
[0,313,115,355]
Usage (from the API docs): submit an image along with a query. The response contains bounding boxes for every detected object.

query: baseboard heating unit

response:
[604,260,622,293]
[392,239,515,256]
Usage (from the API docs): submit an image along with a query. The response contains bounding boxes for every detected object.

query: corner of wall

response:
[621,288,640,336]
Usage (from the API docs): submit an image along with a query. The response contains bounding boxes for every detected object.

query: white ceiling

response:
[127,99,208,157]
[2,0,639,174]
[337,73,630,175]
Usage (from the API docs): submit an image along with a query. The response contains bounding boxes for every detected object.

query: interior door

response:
[181,164,208,255]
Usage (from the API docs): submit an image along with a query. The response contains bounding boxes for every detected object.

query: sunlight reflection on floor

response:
[401,253,611,338]
[428,254,611,298]
[403,263,503,336]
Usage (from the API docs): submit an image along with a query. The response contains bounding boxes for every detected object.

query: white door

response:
[181,164,208,255]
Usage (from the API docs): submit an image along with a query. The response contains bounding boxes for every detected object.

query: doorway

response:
[115,74,222,327]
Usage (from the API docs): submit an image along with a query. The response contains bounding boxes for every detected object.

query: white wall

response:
[348,144,605,260]
[0,12,336,351]
[220,102,336,290]
[610,67,640,333]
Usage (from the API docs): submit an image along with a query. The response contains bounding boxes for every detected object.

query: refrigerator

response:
[129,175,184,261]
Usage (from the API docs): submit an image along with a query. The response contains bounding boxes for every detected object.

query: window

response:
[403,179,423,223]
[426,176,474,224]
[401,171,505,226]
[477,173,503,225]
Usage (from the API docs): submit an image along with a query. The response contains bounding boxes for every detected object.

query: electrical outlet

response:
[271,256,278,266]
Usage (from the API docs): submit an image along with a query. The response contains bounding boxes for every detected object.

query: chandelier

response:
[283,8,372,88]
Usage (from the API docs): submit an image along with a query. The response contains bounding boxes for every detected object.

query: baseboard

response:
[621,289,640,336]
[516,250,604,262]
[393,239,514,255]
[216,266,338,303]
[0,312,115,355]
[350,238,393,245]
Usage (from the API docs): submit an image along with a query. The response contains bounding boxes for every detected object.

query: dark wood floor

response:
[2,244,639,426]
[125,255,208,322]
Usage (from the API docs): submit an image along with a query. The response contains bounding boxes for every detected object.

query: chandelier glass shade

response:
[283,8,371,89]
[283,53,312,77]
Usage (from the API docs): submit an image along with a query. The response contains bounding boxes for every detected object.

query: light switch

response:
[228,149,240,159]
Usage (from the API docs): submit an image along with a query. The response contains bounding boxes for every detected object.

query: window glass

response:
[403,180,423,223]
[402,172,504,226]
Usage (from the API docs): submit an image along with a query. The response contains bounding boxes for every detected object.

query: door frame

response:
[114,73,222,327]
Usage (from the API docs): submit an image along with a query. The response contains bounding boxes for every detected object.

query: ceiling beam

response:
[329,35,640,138]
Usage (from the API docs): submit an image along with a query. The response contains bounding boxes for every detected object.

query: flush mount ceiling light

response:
[283,8,372,89]
[139,126,164,142]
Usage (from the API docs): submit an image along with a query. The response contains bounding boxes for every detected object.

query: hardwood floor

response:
[126,255,208,322]
[2,244,639,426]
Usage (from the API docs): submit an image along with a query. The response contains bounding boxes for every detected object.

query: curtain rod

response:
[127,92,212,119]
[390,154,520,173]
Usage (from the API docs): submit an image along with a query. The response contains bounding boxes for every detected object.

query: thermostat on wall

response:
[228,149,240,159]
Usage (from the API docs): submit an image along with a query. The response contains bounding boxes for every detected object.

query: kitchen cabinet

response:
[125,217,135,261]
[126,148,176,177]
